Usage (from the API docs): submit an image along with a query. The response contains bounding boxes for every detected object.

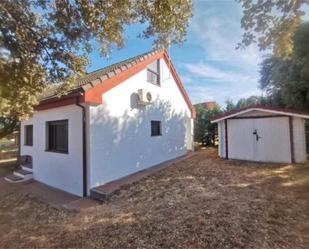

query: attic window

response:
[147,60,160,86]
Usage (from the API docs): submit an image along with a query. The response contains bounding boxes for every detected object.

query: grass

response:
[0,148,308,249]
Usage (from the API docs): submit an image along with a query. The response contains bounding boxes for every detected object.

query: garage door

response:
[227,117,291,163]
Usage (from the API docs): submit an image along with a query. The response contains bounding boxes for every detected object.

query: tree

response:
[194,104,222,146]
[0,0,193,139]
[259,22,309,110]
[224,99,236,112]
[237,0,308,58]
[223,95,274,112]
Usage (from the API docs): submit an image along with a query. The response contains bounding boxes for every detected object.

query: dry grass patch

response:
[0,148,308,249]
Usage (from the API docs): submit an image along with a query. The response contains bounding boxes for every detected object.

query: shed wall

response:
[218,121,226,158]
[293,117,307,163]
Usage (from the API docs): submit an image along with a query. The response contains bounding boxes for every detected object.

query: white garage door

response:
[227,117,291,163]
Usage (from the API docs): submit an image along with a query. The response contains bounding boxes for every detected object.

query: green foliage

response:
[224,99,236,112]
[0,0,193,139]
[237,0,308,58]
[224,95,274,112]
[259,22,309,110]
[194,104,222,146]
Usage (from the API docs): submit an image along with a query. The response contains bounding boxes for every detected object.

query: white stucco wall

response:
[293,117,307,163]
[218,121,226,158]
[89,58,193,189]
[20,105,84,196]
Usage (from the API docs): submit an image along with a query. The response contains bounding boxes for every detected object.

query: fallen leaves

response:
[0,148,308,248]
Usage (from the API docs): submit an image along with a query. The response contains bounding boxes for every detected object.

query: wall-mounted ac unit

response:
[137,89,152,105]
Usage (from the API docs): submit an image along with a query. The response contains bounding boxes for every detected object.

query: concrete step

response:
[21,163,33,172]
[90,187,121,202]
[4,174,26,183]
[90,188,110,202]
[14,169,33,180]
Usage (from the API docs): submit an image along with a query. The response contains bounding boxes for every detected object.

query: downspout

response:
[75,95,87,197]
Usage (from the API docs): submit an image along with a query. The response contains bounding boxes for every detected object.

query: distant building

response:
[195,101,217,110]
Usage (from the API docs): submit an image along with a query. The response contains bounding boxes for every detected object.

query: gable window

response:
[24,125,33,146]
[147,60,160,86]
[151,121,162,136]
[46,120,68,153]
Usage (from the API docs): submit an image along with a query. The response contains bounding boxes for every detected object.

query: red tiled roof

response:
[39,49,161,101]
[36,49,196,118]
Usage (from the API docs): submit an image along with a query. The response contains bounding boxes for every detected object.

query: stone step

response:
[21,164,33,172]
[4,174,25,183]
[14,169,33,180]
[90,188,110,202]
[15,169,32,175]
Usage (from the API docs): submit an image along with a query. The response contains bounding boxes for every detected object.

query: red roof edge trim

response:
[83,49,196,118]
[34,93,83,111]
[35,50,195,118]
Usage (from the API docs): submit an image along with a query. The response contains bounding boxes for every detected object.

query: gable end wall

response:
[88,58,193,189]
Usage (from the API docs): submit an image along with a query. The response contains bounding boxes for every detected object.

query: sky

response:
[86,0,280,106]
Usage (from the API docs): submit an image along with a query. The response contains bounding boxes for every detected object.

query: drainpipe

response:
[75,95,87,197]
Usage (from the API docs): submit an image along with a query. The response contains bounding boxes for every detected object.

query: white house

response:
[211,106,309,164]
[6,49,195,197]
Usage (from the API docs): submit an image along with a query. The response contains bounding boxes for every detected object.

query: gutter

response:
[75,95,87,197]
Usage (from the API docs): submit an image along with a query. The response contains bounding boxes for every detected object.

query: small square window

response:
[151,121,162,136]
[46,120,68,153]
[24,125,33,146]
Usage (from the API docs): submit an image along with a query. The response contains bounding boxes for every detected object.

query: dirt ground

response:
[0,158,17,175]
[0,148,308,249]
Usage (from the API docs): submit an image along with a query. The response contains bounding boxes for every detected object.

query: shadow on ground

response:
[0,148,308,249]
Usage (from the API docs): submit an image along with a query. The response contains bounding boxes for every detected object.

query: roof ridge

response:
[39,48,163,101]
[86,49,159,75]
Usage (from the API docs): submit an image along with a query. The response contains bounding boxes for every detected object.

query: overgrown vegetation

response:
[238,0,308,59]
[0,0,193,139]
[194,104,222,146]
[259,22,309,111]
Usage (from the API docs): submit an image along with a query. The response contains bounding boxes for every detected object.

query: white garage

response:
[211,106,309,163]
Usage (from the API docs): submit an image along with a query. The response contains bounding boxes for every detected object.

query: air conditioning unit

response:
[137,89,152,105]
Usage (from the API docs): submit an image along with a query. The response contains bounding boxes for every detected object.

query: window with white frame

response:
[147,60,160,86]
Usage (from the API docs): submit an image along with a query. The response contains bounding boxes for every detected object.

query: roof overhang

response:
[35,50,196,118]
[211,106,309,123]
